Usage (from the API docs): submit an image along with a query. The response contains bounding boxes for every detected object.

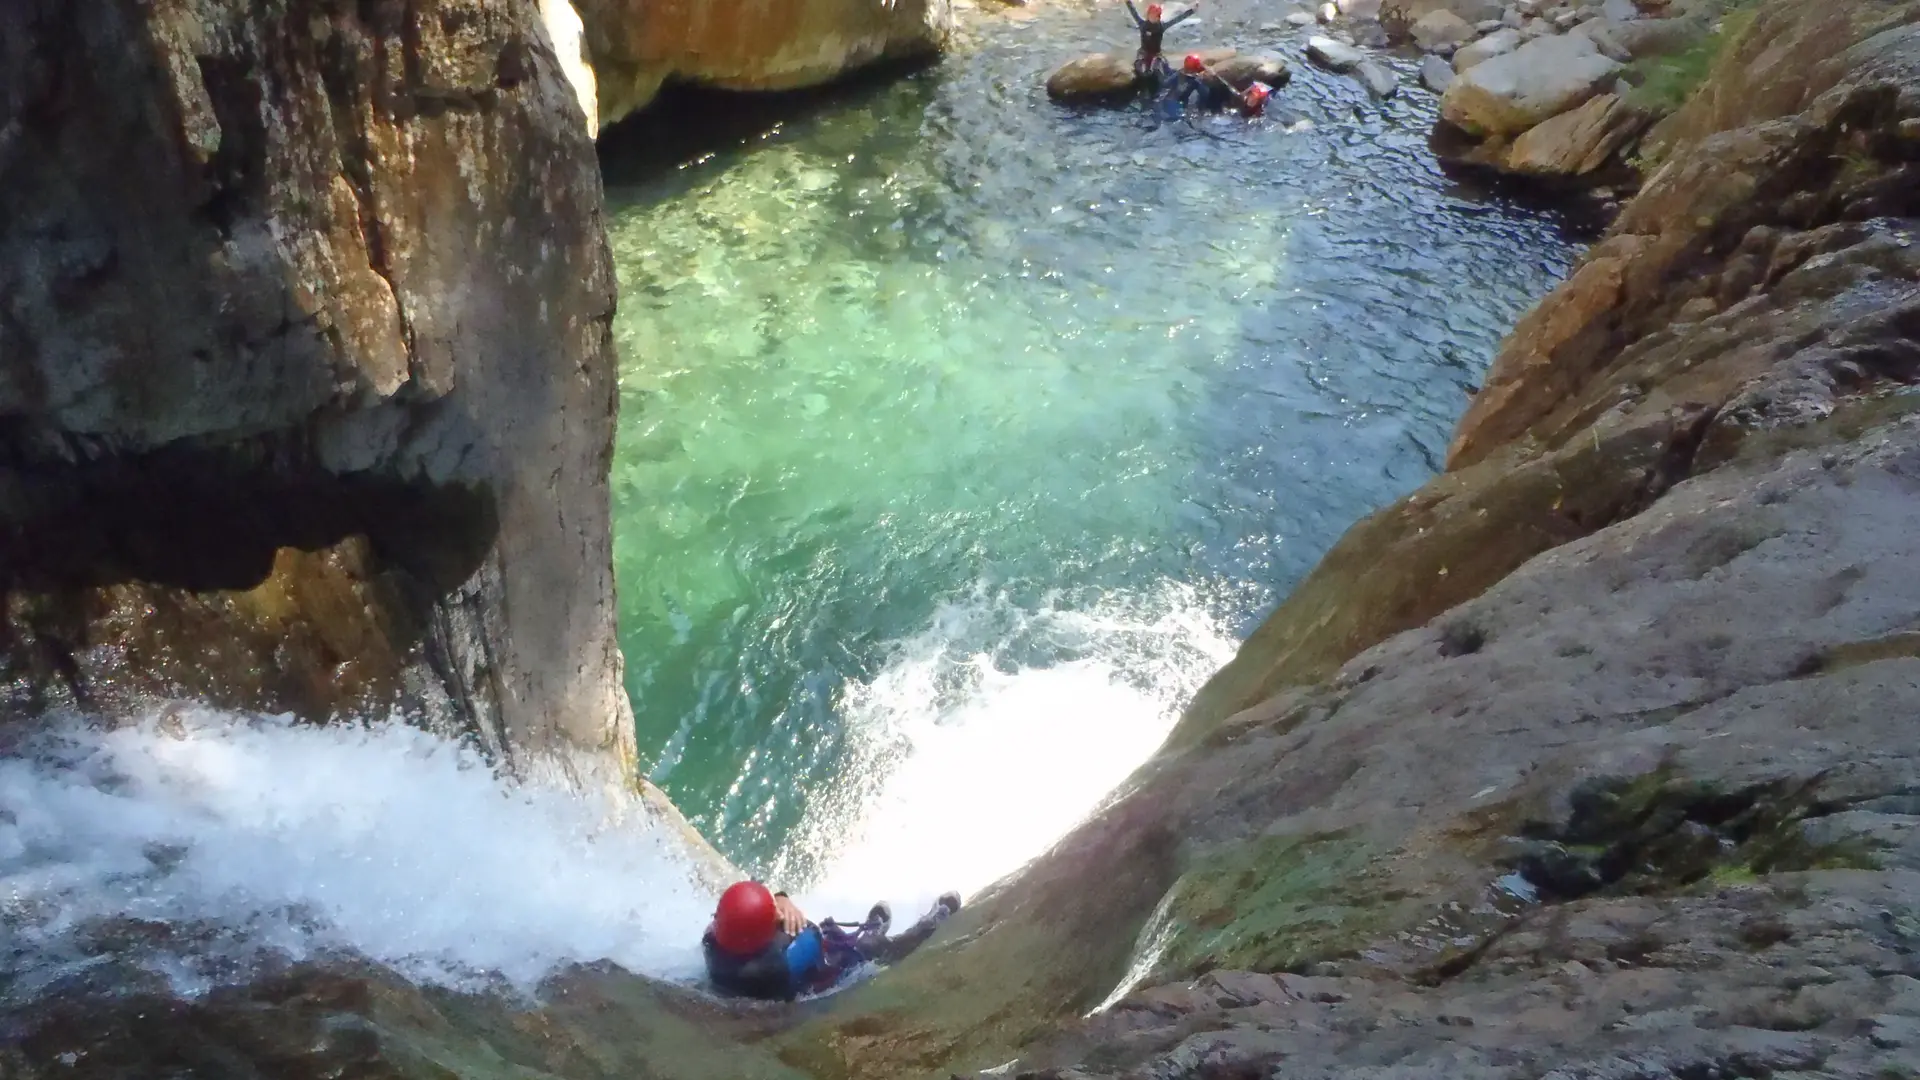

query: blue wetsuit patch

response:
[785,925,825,988]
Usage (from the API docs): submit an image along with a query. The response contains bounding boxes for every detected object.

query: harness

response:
[801,912,890,994]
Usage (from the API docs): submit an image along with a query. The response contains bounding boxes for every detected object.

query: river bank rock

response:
[1453,25,1522,70]
[1441,32,1623,135]
[0,0,720,863]
[1412,8,1478,49]
[572,0,954,126]
[764,2,1920,1078]
[1502,91,1649,174]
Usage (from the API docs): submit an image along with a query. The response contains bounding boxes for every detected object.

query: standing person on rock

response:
[1127,0,1199,80]
[702,881,963,1001]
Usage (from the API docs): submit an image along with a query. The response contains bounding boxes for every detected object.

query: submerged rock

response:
[1441,32,1623,136]
[1307,35,1367,71]
[574,0,954,126]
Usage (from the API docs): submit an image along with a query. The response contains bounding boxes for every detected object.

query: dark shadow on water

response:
[596,58,940,198]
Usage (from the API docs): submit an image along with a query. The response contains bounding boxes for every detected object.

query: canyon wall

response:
[0,0,640,795]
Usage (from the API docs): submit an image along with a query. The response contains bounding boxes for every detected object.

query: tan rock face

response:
[0,0,649,799]
[1451,1,1920,469]
[574,0,954,126]
[1503,93,1650,176]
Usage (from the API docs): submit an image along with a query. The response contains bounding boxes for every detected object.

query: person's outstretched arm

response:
[1166,5,1198,27]
[1125,0,1147,27]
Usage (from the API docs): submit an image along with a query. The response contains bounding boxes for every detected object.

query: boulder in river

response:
[1412,9,1477,50]
[1046,52,1141,101]
[1212,53,1295,90]
[1454,26,1522,70]
[1422,53,1458,92]
[1307,36,1367,71]
[1502,92,1648,176]
[1441,32,1623,137]
[1356,59,1400,98]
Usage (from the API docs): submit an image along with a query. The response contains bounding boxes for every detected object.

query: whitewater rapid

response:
[1,584,1234,1000]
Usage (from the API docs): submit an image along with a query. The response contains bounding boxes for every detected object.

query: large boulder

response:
[1046,47,1266,102]
[1412,9,1477,50]
[0,0,691,823]
[1453,26,1522,71]
[1502,92,1649,176]
[573,0,954,126]
[1440,32,1623,136]
[1046,52,1140,101]
[1212,53,1294,90]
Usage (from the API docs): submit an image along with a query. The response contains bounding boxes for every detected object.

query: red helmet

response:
[713,881,779,955]
[1146,3,1164,18]
[1182,53,1204,74]
[1245,81,1273,106]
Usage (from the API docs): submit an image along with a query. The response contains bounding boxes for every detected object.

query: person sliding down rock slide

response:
[1126,0,1198,81]
[702,881,963,1001]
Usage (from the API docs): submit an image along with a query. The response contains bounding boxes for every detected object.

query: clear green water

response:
[598,5,1578,900]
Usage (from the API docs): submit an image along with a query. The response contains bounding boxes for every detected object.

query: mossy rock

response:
[1142,831,1412,981]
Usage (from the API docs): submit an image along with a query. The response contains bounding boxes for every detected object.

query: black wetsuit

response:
[702,926,802,1001]
[1127,1,1196,79]
[702,896,960,1002]
[1168,70,1231,113]
[1126,0,1196,57]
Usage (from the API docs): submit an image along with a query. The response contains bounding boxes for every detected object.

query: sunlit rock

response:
[574,0,956,127]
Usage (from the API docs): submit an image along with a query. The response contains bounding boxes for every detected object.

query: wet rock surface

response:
[0,0,659,796]
[1,955,810,1080]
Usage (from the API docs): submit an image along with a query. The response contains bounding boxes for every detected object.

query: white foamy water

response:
[0,583,1238,1001]
[0,711,715,998]
[787,583,1239,922]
